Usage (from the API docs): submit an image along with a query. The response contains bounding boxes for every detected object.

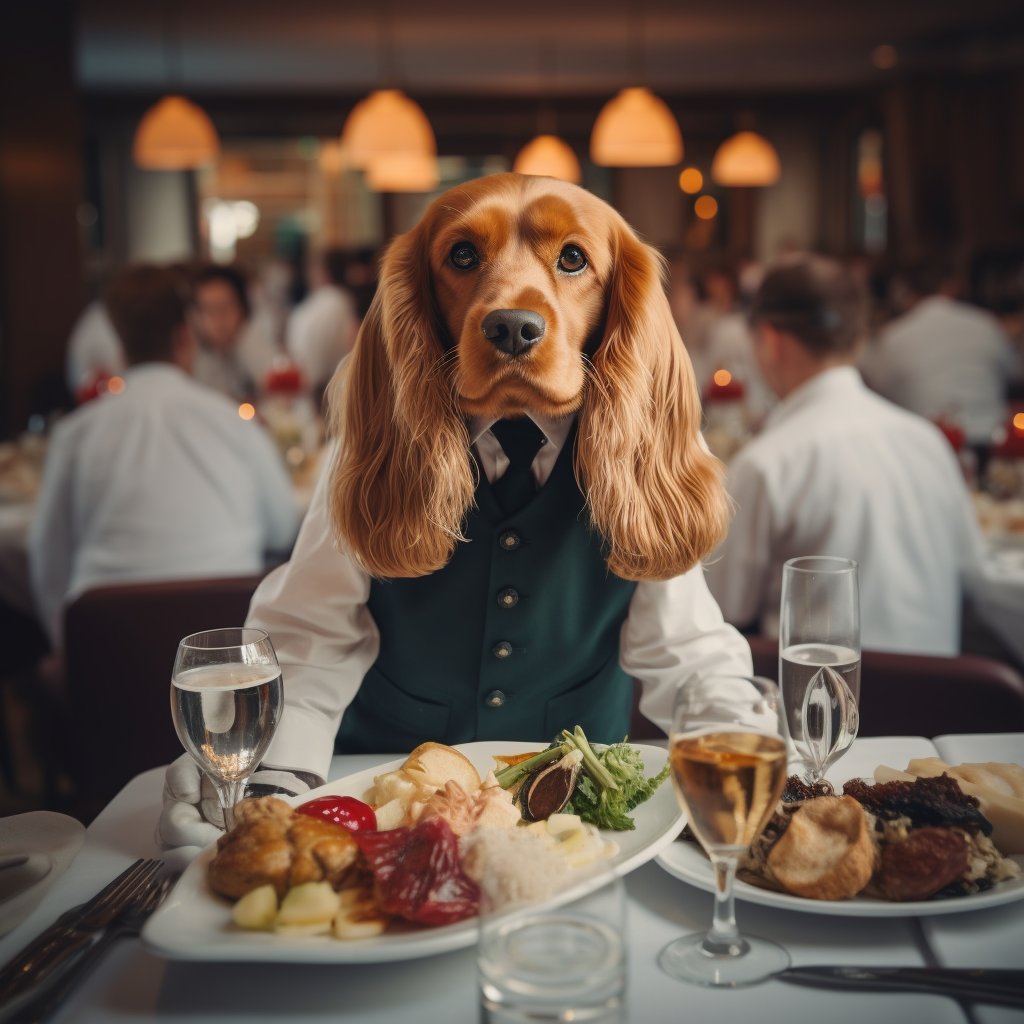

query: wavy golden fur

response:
[328,172,729,580]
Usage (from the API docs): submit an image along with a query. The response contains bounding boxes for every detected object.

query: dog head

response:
[329,172,729,580]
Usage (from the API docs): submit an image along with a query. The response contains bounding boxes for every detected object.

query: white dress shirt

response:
[859,295,1019,445]
[285,285,359,392]
[705,366,986,656]
[249,415,752,782]
[65,301,125,393]
[29,363,300,644]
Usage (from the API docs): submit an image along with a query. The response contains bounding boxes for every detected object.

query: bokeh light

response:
[694,195,719,220]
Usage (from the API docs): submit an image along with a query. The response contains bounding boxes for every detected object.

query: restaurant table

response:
[0,735,1020,1024]
[966,540,1024,667]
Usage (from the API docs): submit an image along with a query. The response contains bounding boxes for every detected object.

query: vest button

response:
[485,689,506,708]
[498,530,521,551]
[497,587,519,609]
[492,641,513,659]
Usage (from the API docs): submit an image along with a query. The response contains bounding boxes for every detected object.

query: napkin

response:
[0,811,86,936]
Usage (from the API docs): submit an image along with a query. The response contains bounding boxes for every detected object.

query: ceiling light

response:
[711,130,780,187]
[133,95,219,170]
[513,135,582,183]
[590,87,683,167]
[365,151,439,193]
[341,89,436,169]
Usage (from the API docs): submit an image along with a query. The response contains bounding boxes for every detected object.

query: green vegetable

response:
[494,725,669,832]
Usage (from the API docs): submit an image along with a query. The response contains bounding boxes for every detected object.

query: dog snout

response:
[481,309,546,356]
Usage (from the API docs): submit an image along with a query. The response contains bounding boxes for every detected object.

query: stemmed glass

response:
[659,674,790,987]
[170,628,283,830]
[778,556,861,786]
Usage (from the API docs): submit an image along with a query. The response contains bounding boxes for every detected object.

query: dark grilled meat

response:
[843,775,992,836]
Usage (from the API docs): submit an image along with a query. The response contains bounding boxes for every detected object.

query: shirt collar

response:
[762,365,863,429]
[468,412,576,452]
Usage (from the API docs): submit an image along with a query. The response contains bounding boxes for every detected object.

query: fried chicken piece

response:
[877,827,970,901]
[208,796,359,900]
[843,775,992,835]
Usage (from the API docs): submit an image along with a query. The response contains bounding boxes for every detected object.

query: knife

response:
[778,966,1024,1008]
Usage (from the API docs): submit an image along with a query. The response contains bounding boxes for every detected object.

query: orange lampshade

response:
[340,89,436,169]
[513,134,582,183]
[365,151,439,193]
[132,95,219,170]
[590,87,683,167]
[711,130,781,187]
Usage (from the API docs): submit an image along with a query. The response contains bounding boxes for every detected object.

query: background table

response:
[0,736,1020,1024]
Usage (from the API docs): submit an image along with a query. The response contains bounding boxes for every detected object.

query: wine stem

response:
[213,777,247,831]
[702,855,748,958]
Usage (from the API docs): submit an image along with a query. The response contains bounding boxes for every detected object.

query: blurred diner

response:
[705,253,987,656]
[28,263,299,648]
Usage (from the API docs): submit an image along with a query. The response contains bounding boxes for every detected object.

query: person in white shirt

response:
[29,264,300,647]
[859,257,1020,447]
[706,253,985,656]
[285,248,360,399]
[64,299,125,395]
[188,263,280,400]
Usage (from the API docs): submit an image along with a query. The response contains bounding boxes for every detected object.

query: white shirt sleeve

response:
[246,459,379,782]
[621,567,753,735]
[703,452,774,632]
[27,422,78,645]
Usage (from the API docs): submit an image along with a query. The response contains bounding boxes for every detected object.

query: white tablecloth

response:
[967,542,1024,666]
[0,736,1019,1023]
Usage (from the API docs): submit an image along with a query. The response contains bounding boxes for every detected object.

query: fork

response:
[8,875,174,1024]
[0,859,163,1004]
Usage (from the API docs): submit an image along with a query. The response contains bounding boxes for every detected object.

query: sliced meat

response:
[878,827,970,901]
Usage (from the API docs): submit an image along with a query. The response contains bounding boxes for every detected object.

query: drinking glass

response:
[778,556,861,786]
[170,627,283,830]
[478,871,626,1023]
[658,674,790,987]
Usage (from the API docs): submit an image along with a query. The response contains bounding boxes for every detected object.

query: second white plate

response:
[656,840,1024,918]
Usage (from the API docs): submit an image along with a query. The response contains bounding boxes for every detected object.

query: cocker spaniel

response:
[328,172,728,581]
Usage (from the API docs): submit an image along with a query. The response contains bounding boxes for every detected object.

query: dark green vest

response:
[336,426,638,753]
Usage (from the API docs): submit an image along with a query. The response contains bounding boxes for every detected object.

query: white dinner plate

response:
[143,740,682,962]
[656,841,1024,918]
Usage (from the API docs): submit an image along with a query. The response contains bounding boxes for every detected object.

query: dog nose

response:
[481,309,546,356]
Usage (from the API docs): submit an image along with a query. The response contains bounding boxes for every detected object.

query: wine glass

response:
[778,556,861,786]
[658,674,790,987]
[170,627,283,830]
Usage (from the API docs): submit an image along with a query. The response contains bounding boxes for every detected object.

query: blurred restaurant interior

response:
[1,0,1024,818]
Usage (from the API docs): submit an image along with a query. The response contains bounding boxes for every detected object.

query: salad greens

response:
[493,725,670,832]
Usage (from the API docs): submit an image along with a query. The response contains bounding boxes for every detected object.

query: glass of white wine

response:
[658,674,790,987]
[170,627,283,830]
[779,556,861,786]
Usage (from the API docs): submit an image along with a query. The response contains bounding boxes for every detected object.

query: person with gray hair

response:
[705,253,984,656]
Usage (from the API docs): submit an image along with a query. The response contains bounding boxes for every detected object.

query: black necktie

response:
[489,417,546,515]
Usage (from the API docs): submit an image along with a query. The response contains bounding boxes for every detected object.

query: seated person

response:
[189,263,280,400]
[706,253,985,656]
[29,264,299,646]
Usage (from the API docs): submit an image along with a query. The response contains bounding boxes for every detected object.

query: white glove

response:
[156,754,316,864]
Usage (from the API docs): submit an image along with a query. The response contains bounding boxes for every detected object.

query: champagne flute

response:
[659,674,790,987]
[778,556,861,786]
[170,627,283,830]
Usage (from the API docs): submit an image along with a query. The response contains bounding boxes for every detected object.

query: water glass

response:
[478,872,627,1023]
[170,627,283,830]
[778,556,861,785]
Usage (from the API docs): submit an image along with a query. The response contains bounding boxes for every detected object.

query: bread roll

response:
[767,796,877,900]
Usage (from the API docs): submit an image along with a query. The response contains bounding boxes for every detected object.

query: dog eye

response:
[557,245,587,274]
[449,243,479,270]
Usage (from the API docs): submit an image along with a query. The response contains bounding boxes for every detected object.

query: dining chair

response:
[629,638,1024,741]
[745,634,1024,737]
[62,573,266,820]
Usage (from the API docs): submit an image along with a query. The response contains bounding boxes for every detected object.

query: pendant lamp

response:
[711,130,780,187]
[365,150,439,193]
[133,95,219,170]
[341,89,436,171]
[513,134,582,183]
[590,86,683,167]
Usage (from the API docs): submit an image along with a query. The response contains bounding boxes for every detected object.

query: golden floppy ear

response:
[326,224,475,578]
[576,221,730,580]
